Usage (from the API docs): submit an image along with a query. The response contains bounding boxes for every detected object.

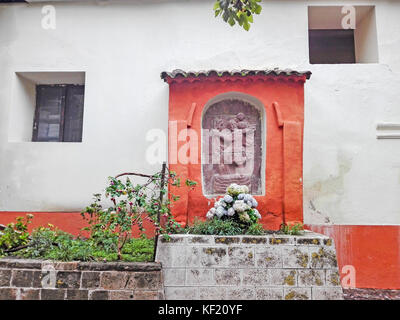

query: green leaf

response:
[238,14,245,26]
[222,10,229,22]
[243,19,250,31]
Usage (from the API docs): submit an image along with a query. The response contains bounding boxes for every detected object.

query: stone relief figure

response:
[203,99,262,195]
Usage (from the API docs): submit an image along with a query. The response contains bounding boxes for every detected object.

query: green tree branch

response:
[214,0,263,31]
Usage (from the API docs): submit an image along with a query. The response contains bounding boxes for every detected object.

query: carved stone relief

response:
[202,99,262,195]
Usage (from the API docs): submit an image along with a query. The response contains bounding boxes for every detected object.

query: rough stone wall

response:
[0,259,164,300]
[156,232,343,300]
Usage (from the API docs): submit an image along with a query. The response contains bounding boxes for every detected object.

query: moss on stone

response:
[285,291,295,300]
[203,248,226,257]
[329,273,340,286]
[215,237,240,245]
[296,253,309,268]
[311,248,337,268]
[270,238,288,245]
[297,238,320,245]
[284,290,308,300]
[242,237,266,244]
[284,271,296,286]
[190,237,208,244]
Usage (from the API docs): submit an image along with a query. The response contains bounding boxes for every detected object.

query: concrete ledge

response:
[155,232,343,300]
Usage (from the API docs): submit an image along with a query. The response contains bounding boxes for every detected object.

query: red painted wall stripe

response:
[307,224,400,290]
[0,212,155,238]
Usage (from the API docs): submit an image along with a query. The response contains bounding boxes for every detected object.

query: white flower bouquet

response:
[206,183,261,225]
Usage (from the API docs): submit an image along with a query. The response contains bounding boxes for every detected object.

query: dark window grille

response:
[309,29,356,64]
[32,84,85,142]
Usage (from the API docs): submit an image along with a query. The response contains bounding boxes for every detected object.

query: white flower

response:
[219,200,227,208]
[251,198,258,208]
[227,207,235,216]
[226,183,240,196]
[237,193,245,200]
[210,208,216,214]
[206,210,214,220]
[227,184,250,196]
[244,194,253,202]
[245,200,253,207]
[253,209,261,219]
[214,201,220,208]
[216,206,227,218]
[233,200,250,213]
[223,195,233,203]
[239,212,250,222]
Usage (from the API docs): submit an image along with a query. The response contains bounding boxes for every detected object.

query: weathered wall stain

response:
[304,151,352,224]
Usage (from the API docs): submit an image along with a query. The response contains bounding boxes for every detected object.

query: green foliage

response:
[21,226,67,259]
[186,218,242,235]
[0,214,33,257]
[120,237,154,262]
[14,224,154,262]
[280,222,305,235]
[186,218,267,236]
[214,0,262,31]
[245,222,266,235]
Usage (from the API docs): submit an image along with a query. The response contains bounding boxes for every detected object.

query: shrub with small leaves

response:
[245,222,266,235]
[81,169,196,259]
[0,214,33,257]
[20,225,59,258]
[186,218,243,236]
[280,222,305,235]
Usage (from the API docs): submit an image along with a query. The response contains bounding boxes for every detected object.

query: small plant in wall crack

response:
[280,222,305,235]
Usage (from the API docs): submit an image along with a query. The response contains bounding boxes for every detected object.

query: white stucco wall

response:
[0,0,399,225]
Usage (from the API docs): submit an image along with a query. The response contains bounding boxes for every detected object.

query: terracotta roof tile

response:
[161,68,312,82]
